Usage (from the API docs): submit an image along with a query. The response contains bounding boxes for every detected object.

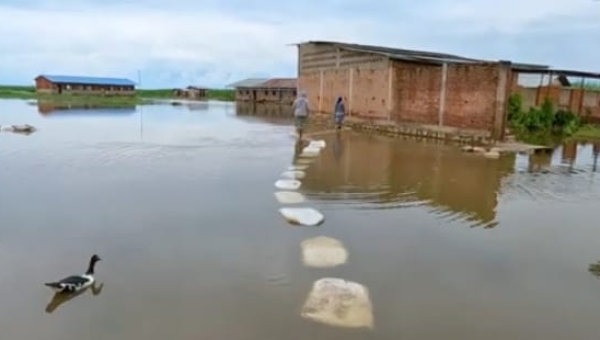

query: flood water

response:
[1,99,600,340]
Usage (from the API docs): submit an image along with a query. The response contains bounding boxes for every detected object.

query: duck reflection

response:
[45,281,104,314]
[588,261,600,279]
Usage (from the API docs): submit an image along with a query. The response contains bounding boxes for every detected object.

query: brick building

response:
[228,78,297,104]
[173,86,208,99]
[35,74,136,95]
[294,41,559,140]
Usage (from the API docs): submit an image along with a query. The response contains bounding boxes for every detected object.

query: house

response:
[35,74,136,95]
[228,78,297,104]
[173,86,208,99]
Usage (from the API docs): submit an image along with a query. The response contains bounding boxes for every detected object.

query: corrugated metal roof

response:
[226,78,269,88]
[295,40,550,69]
[37,74,136,86]
[261,78,297,89]
[300,40,483,65]
[227,78,296,89]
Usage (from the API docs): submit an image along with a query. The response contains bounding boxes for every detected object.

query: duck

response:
[44,254,101,294]
[11,124,36,133]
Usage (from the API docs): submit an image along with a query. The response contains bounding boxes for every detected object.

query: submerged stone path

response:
[272,133,375,329]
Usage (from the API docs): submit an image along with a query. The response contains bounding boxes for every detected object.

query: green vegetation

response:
[571,80,600,91]
[508,93,600,144]
[0,85,235,103]
[572,124,600,139]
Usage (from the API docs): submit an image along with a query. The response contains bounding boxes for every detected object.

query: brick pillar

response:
[348,68,354,115]
[318,70,323,113]
[493,61,512,141]
[438,62,448,126]
[387,61,393,120]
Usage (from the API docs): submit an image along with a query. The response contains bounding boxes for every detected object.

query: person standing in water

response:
[292,91,310,139]
[334,96,346,130]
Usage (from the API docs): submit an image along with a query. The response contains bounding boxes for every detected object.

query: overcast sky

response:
[1,0,599,88]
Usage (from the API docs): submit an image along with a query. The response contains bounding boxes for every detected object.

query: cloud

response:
[0,0,599,88]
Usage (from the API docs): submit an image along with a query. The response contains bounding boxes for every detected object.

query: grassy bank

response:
[571,124,600,139]
[508,93,600,144]
[0,85,235,103]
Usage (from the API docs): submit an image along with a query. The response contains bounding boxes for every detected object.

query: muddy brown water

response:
[1,99,600,339]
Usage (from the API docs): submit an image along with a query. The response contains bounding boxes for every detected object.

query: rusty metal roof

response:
[227,78,297,89]
[226,78,269,88]
[293,40,550,69]
[260,78,297,88]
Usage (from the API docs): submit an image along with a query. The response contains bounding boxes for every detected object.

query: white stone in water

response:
[301,236,348,268]
[279,207,324,226]
[274,179,301,190]
[300,146,321,158]
[301,278,374,329]
[308,140,326,149]
[295,158,314,165]
[281,170,306,179]
[483,151,500,159]
[288,164,309,171]
[274,191,305,204]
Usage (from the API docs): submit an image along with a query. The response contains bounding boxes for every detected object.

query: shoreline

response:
[0,85,235,104]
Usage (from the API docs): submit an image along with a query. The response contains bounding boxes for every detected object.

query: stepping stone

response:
[301,278,374,329]
[274,191,305,204]
[279,207,324,226]
[308,140,326,149]
[483,150,500,159]
[301,236,348,268]
[300,146,321,158]
[281,170,306,179]
[295,158,314,165]
[275,179,301,190]
[288,164,309,171]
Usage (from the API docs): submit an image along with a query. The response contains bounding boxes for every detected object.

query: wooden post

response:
[296,45,301,95]
[535,73,545,106]
[348,68,354,116]
[438,62,448,126]
[319,70,324,113]
[578,77,586,115]
[387,61,393,121]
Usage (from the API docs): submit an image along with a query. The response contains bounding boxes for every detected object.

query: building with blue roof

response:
[35,74,137,95]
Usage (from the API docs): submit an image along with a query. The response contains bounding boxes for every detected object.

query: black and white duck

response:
[44,254,101,293]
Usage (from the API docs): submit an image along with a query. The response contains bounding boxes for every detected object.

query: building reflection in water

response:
[235,101,294,125]
[296,133,515,228]
[233,102,600,229]
[36,101,137,116]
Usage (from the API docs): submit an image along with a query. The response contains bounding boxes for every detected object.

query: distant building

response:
[228,78,297,104]
[173,86,208,99]
[34,74,136,95]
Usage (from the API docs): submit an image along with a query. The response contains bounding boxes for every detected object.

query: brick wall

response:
[235,88,296,104]
[391,61,441,124]
[35,77,134,95]
[298,67,391,119]
[298,42,391,119]
[442,63,502,131]
[297,42,509,138]
[391,61,506,132]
